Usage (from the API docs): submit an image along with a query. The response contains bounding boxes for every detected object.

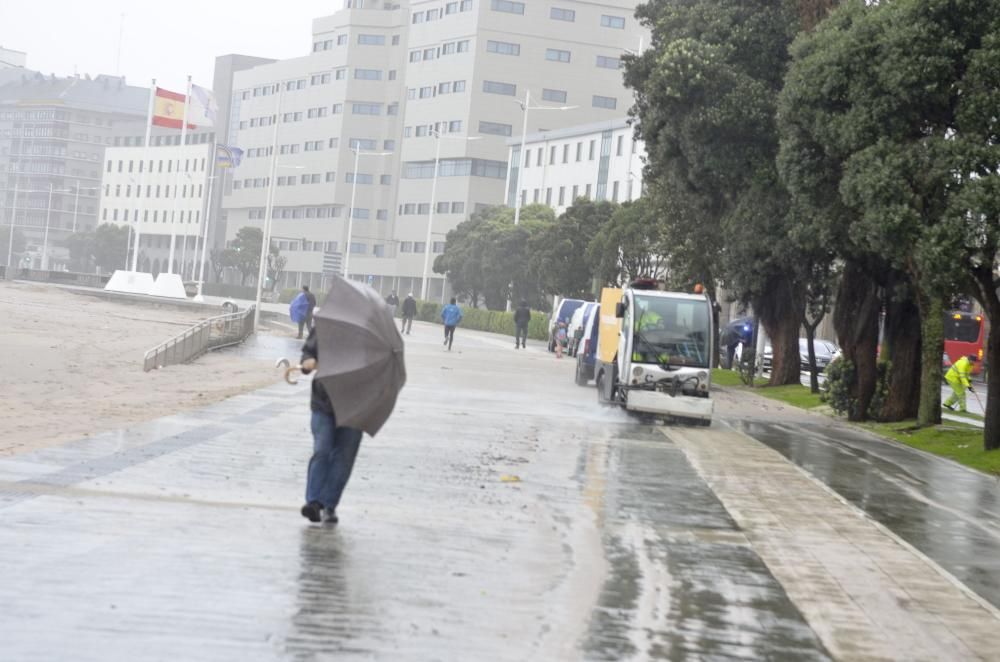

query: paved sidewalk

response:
[667,423,1000,661]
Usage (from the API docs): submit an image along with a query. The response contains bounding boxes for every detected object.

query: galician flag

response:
[190,84,218,127]
[152,87,194,130]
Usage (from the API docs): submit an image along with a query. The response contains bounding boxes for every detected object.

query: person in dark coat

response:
[513,300,531,349]
[297,285,317,339]
[400,293,418,335]
[385,291,399,319]
[299,328,364,524]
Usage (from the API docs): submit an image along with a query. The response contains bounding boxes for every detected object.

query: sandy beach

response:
[0,282,283,456]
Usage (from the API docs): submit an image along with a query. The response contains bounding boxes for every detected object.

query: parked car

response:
[548,298,586,352]
[575,303,602,386]
[759,337,839,371]
[568,302,599,357]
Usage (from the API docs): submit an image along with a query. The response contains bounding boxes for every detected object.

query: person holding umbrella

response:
[299,330,364,523]
[288,277,407,524]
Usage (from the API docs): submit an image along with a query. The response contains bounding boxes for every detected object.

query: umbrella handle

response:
[275,357,303,385]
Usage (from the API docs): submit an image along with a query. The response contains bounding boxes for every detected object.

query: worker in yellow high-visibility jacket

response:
[943,355,978,412]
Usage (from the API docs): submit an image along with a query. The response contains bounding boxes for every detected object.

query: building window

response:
[451,201,465,213]
[558,186,566,205]
[533,189,540,203]
[550,7,575,21]
[542,89,567,104]
[392,35,400,45]
[346,172,374,184]
[433,241,446,253]
[483,80,516,96]
[562,144,569,163]
[592,95,617,110]
[589,140,596,160]
[350,138,378,150]
[388,70,397,80]
[336,68,347,80]
[612,180,620,202]
[337,34,348,45]
[423,48,437,61]
[329,137,339,148]
[545,49,571,63]
[352,103,382,115]
[458,40,469,53]
[350,242,366,253]
[373,244,386,257]
[616,135,624,156]
[436,201,450,213]
[380,174,392,185]
[490,0,524,14]
[400,241,413,253]
[326,171,336,182]
[479,121,512,136]
[487,40,520,56]
[550,146,556,164]
[585,183,592,198]
[572,184,578,200]
[409,51,421,63]
[461,0,472,10]
[355,68,382,80]
[384,140,396,151]
[332,104,344,114]
[376,209,389,221]
[387,103,399,115]
[524,148,531,167]
[537,149,543,166]
[419,86,434,98]
[453,80,466,92]
[417,203,431,215]
[596,55,621,70]
[358,34,386,45]
[600,15,626,29]
[448,120,463,132]
[446,2,458,14]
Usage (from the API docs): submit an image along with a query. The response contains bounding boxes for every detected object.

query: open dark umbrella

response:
[311,276,406,436]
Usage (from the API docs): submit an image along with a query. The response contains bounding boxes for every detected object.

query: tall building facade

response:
[505,118,645,217]
[98,142,214,278]
[0,73,149,269]
[222,0,647,296]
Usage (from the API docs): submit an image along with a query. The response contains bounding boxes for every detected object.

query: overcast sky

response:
[1,0,336,91]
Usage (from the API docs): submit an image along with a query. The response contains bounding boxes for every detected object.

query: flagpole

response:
[254,83,284,331]
[193,143,216,301]
[132,78,156,272]
[167,74,191,275]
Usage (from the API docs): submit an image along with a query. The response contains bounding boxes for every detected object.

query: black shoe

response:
[301,501,323,523]
[323,508,339,524]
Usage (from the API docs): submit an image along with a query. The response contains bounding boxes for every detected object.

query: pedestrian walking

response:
[296,285,318,339]
[385,290,399,319]
[441,297,463,351]
[554,321,568,359]
[401,292,417,335]
[514,300,531,349]
[944,354,978,413]
[298,328,364,524]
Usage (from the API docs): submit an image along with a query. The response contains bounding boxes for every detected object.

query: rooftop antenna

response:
[115,12,125,77]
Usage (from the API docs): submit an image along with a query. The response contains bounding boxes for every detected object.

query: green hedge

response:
[414,300,549,340]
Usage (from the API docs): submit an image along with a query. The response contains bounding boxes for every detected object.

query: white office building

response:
[99,142,214,278]
[505,118,645,216]
[221,0,647,297]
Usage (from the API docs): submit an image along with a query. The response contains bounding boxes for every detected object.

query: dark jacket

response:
[386,294,399,306]
[304,290,317,316]
[514,306,531,326]
[301,328,334,417]
[402,296,418,317]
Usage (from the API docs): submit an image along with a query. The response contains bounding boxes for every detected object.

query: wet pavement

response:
[0,322,830,661]
[738,420,1000,610]
[1,321,997,659]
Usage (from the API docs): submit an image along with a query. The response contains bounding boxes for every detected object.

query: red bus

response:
[944,311,985,375]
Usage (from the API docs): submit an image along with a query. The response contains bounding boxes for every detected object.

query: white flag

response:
[189,83,218,127]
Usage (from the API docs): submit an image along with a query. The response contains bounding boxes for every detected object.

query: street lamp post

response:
[343,147,391,282]
[5,176,19,268]
[421,131,479,301]
[511,91,577,227]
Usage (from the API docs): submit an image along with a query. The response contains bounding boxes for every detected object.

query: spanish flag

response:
[152,87,195,130]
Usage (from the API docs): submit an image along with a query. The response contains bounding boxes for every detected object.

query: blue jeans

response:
[306,411,363,510]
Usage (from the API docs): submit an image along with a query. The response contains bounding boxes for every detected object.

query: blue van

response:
[574,303,602,386]
[548,298,586,352]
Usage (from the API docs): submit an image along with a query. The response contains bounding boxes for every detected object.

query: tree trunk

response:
[984,318,1000,450]
[757,276,806,386]
[804,321,820,393]
[915,292,944,427]
[879,287,921,421]
[833,261,880,421]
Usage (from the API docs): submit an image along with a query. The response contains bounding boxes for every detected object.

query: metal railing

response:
[143,305,256,371]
